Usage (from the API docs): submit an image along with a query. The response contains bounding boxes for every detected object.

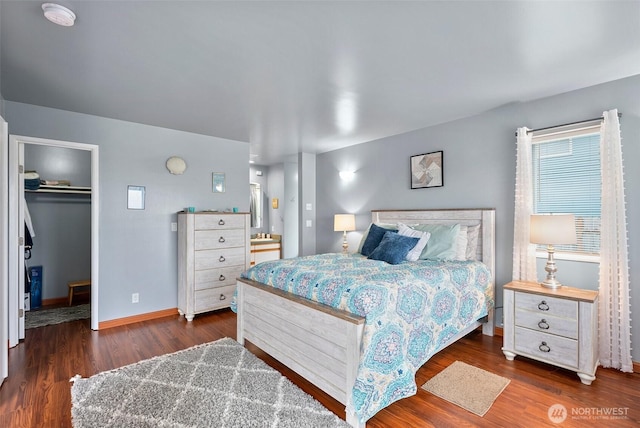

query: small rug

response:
[25,304,90,329]
[421,361,510,417]
[70,337,350,428]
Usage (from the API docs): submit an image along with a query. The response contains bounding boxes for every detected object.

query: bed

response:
[234,209,495,427]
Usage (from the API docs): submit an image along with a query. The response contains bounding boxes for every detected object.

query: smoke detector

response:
[42,3,76,27]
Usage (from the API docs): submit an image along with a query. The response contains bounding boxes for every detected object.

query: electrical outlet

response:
[171,222,177,232]
[132,293,139,303]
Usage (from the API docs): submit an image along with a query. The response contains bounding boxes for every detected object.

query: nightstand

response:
[502,280,598,385]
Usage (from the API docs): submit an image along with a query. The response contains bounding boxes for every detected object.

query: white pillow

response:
[466,224,481,260]
[398,223,431,261]
[455,225,468,261]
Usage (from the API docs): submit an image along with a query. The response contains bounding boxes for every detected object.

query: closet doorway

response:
[8,135,99,347]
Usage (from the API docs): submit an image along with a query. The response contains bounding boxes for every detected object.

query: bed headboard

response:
[371,208,496,281]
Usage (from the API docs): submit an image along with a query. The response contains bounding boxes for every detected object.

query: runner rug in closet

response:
[25,304,90,329]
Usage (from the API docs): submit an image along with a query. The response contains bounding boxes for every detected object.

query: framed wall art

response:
[410,150,443,189]
[127,185,145,209]
[212,172,226,193]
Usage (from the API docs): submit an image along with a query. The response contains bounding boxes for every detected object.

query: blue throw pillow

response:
[360,223,397,256]
[368,232,420,265]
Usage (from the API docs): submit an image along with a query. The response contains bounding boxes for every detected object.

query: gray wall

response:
[0,1,3,118]
[24,145,91,301]
[267,163,285,236]
[6,101,250,322]
[283,156,299,258]
[298,153,316,257]
[316,74,640,361]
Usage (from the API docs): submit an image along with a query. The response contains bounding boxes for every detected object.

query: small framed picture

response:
[410,151,443,189]
[212,172,225,193]
[127,185,145,209]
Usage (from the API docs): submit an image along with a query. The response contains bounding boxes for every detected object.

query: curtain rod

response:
[515,112,622,136]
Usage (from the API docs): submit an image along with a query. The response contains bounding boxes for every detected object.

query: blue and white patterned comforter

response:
[232,253,493,423]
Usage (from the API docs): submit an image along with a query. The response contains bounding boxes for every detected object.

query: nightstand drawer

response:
[515,309,578,339]
[515,291,577,319]
[515,327,578,368]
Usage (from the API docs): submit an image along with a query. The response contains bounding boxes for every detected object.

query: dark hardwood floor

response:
[1,308,638,427]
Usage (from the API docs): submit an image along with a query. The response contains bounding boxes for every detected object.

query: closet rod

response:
[514,112,622,136]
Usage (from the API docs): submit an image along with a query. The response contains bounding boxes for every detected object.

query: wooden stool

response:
[68,280,91,306]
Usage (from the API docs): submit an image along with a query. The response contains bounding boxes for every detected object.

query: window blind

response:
[532,129,601,255]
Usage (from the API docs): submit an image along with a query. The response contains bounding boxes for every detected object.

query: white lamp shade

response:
[530,214,577,245]
[334,214,356,232]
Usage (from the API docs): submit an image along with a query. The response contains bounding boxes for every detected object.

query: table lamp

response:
[530,214,577,289]
[334,214,356,254]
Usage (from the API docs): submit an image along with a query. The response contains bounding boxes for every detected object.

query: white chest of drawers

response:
[178,212,250,321]
[502,280,598,385]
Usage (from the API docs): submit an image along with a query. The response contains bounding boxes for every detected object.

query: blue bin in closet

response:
[29,266,43,309]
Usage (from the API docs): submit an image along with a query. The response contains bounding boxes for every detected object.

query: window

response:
[531,122,601,258]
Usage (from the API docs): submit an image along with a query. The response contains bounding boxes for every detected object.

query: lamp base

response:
[541,278,563,289]
[540,244,563,289]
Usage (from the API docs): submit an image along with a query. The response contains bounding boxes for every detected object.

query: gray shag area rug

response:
[25,304,90,329]
[70,337,350,428]
[421,361,510,417]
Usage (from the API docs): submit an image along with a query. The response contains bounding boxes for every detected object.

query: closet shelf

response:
[26,185,91,195]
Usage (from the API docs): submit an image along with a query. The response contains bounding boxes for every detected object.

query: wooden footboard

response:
[236,278,365,412]
[237,277,493,428]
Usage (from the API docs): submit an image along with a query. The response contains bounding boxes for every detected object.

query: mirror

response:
[250,182,261,228]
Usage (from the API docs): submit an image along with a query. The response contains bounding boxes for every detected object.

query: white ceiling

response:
[1,1,639,165]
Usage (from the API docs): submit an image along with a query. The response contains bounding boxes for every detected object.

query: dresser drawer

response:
[515,291,577,320]
[515,326,578,368]
[515,309,578,339]
[195,266,244,290]
[195,247,246,271]
[194,285,236,312]
[195,229,246,250]
[195,215,246,230]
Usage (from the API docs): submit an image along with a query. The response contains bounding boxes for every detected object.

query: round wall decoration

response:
[166,156,187,175]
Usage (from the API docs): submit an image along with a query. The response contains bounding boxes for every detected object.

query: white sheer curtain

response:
[598,109,632,372]
[512,127,538,282]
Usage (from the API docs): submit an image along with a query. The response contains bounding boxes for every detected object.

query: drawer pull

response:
[219,274,226,281]
[538,319,550,330]
[219,256,226,262]
[218,219,225,226]
[218,236,226,243]
[219,294,226,301]
[537,300,550,311]
[539,342,551,353]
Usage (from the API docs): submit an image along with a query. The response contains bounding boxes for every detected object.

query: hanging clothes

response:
[24,197,36,239]
[24,198,36,293]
